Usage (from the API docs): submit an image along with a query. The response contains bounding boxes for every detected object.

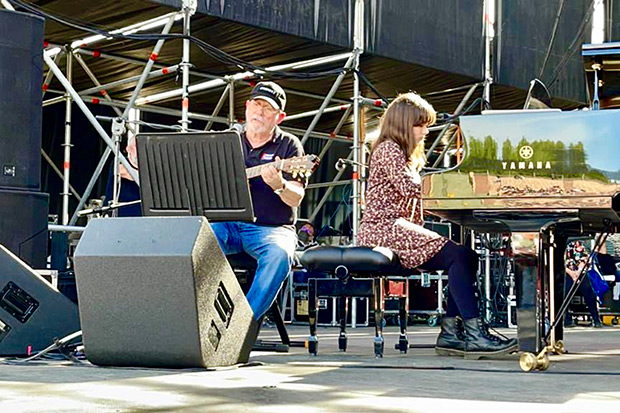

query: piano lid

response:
[423,109,620,232]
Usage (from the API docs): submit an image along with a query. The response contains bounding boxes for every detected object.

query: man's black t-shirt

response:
[242,126,306,226]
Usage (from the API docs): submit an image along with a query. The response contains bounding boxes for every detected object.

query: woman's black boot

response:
[462,317,518,360]
[435,317,466,357]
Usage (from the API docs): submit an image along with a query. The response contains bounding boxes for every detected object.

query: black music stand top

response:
[137,131,254,222]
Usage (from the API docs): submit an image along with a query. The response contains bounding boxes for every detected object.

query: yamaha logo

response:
[519,145,534,160]
[500,144,551,170]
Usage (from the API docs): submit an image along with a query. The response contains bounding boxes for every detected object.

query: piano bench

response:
[299,246,411,357]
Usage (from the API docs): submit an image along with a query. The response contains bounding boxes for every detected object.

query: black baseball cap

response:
[250,81,286,111]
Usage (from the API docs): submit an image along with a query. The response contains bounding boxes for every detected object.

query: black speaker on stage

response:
[0,10,44,191]
[0,189,49,269]
[73,216,257,368]
[0,245,80,356]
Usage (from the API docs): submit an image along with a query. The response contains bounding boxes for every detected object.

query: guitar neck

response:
[246,159,284,179]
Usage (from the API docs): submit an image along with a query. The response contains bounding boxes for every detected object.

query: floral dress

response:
[357,140,448,269]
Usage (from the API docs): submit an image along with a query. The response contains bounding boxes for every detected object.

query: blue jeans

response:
[211,221,297,320]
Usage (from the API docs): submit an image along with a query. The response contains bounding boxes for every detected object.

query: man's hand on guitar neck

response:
[261,156,286,191]
[260,156,304,207]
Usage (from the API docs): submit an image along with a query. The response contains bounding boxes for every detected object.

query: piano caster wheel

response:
[374,337,384,358]
[307,336,318,356]
[519,351,550,372]
[538,353,550,371]
[338,334,347,352]
[428,315,439,327]
[519,353,537,372]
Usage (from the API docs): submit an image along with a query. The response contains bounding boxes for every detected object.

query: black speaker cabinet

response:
[0,189,49,269]
[0,245,80,356]
[0,10,44,190]
[73,216,257,368]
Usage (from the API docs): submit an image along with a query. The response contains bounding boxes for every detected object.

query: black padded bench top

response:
[299,246,407,276]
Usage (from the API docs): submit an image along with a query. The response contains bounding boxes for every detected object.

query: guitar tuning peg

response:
[300,171,306,178]
[292,171,298,178]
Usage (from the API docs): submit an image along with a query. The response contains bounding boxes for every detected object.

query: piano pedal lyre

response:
[519,346,551,372]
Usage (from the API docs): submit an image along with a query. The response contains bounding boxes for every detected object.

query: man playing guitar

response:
[211,81,309,321]
[114,81,316,322]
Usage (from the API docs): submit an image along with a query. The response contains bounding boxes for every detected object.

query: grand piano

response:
[422,107,620,369]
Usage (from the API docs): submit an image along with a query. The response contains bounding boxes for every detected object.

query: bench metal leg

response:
[373,279,385,358]
[338,296,348,351]
[397,296,409,353]
[308,278,319,355]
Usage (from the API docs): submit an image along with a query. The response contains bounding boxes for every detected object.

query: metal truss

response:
[21,0,484,240]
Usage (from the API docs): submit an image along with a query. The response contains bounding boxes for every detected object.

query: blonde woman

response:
[357,93,517,358]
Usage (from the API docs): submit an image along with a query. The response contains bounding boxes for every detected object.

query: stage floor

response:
[1,324,620,412]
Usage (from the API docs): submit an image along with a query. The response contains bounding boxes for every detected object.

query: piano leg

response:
[540,229,569,354]
[513,231,556,372]
[551,232,567,351]
[512,232,545,354]
[516,227,600,372]
[513,229,568,354]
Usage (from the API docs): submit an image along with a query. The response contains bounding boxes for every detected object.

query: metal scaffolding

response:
[7,0,483,239]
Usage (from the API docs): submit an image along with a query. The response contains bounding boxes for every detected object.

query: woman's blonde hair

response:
[370,92,436,171]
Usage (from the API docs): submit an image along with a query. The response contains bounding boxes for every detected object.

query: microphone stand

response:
[335,158,368,172]
[77,200,142,217]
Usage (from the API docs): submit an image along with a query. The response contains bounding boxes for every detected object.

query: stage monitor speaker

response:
[0,10,44,191]
[0,189,49,269]
[0,245,80,356]
[73,216,257,368]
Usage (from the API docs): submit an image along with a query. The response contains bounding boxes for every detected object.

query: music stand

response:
[137,131,254,222]
[137,131,299,351]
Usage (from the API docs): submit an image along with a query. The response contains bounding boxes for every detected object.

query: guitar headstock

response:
[281,155,320,178]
